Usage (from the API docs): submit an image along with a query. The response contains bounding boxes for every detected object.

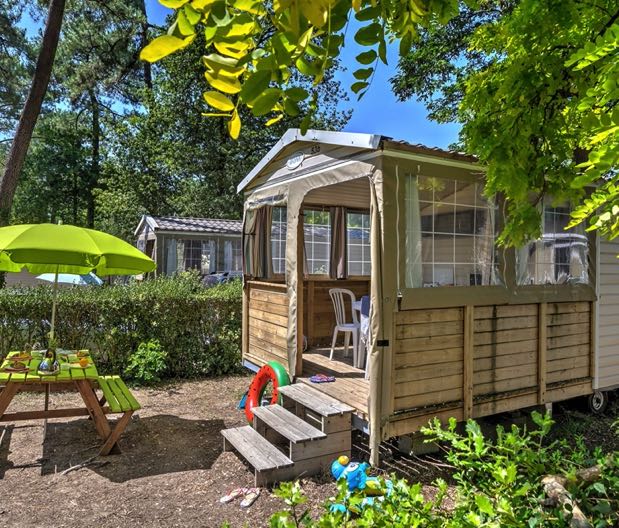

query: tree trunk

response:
[86,90,99,228]
[0,0,66,227]
[138,0,152,90]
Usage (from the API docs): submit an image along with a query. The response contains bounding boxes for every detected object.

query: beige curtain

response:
[329,206,347,279]
[405,175,423,288]
[242,206,272,278]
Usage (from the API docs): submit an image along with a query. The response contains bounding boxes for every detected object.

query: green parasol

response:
[0,223,155,338]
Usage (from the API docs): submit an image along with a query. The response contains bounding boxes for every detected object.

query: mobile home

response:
[232,128,615,474]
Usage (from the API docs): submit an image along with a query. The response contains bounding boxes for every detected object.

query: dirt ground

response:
[0,376,616,528]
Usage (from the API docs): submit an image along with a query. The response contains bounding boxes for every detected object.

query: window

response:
[181,239,216,274]
[164,238,179,275]
[304,209,331,274]
[184,239,203,271]
[405,175,499,288]
[347,212,371,276]
[224,239,242,271]
[516,204,588,285]
[201,240,216,273]
[271,207,287,275]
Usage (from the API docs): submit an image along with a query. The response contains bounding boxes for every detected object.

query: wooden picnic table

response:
[0,350,138,455]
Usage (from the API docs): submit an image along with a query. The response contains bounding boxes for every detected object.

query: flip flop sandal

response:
[220,487,249,503]
[240,488,260,508]
[310,373,336,383]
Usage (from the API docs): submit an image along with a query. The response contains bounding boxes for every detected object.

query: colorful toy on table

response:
[329,455,393,514]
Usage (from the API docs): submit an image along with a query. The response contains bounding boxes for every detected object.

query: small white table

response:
[352,298,370,372]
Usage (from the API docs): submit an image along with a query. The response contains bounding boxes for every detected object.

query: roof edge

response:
[236,128,382,193]
[134,214,158,237]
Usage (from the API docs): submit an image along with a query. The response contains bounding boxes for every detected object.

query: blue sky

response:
[146,1,460,149]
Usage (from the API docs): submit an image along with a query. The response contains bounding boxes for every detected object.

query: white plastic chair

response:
[328,288,360,365]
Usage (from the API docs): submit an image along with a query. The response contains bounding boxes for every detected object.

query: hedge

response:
[0,273,243,380]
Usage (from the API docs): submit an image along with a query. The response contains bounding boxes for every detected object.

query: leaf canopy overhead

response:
[141,0,471,137]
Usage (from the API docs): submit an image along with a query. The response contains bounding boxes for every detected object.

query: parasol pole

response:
[45,264,59,441]
[49,264,59,340]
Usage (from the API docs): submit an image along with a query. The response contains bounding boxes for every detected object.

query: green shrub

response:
[125,339,167,385]
[0,273,242,379]
[270,412,619,527]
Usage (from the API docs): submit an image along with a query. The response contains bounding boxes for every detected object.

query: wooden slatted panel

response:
[545,302,591,385]
[391,301,592,417]
[393,308,464,411]
[246,282,289,366]
[473,304,538,397]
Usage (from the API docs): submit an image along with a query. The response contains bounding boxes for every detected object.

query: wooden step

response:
[222,426,293,472]
[279,384,355,417]
[253,405,326,443]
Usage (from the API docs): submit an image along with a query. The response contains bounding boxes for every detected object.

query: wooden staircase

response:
[222,383,354,486]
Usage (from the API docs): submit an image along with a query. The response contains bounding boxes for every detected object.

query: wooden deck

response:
[299,347,369,419]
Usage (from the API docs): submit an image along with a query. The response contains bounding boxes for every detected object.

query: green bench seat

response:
[97,375,141,413]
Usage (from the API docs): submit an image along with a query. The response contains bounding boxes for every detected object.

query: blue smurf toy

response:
[329,455,393,514]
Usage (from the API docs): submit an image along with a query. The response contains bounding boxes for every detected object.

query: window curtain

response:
[202,240,216,273]
[329,206,347,279]
[405,175,423,288]
[478,205,495,286]
[224,240,232,270]
[242,206,272,278]
[165,238,178,275]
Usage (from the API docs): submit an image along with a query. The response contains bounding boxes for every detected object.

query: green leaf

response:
[251,88,282,116]
[160,0,189,8]
[231,0,266,15]
[378,38,388,64]
[353,67,373,80]
[355,5,381,21]
[351,81,369,93]
[300,1,329,27]
[399,32,413,56]
[284,98,300,116]
[285,87,309,102]
[354,23,382,46]
[227,110,241,139]
[300,113,312,134]
[306,42,326,58]
[266,114,284,126]
[183,4,201,24]
[239,69,271,103]
[202,53,244,75]
[140,34,196,63]
[210,1,231,27]
[296,55,321,76]
[203,91,235,111]
[592,481,607,495]
[176,10,196,36]
[204,69,241,94]
[214,40,251,59]
[356,49,377,65]
[475,494,494,516]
